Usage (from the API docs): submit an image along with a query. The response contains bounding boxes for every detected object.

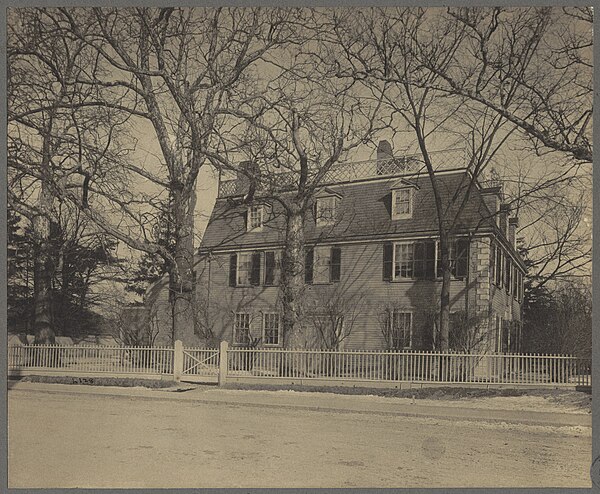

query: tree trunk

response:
[32,180,55,344]
[168,185,196,344]
[281,207,306,349]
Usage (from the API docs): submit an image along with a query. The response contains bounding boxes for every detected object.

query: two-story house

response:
[147,142,525,353]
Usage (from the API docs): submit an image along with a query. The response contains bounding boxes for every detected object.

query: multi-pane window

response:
[390,240,467,281]
[233,313,251,346]
[394,243,414,279]
[237,253,252,286]
[390,311,412,349]
[495,247,502,286]
[316,196,337,226]
[436,240,468,278]
[263,313,280,346]
[305,246,341,284]
[392,188,412,219]
[247,205,264,231]
[505,256,512,293]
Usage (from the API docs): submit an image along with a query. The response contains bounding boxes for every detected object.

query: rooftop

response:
[218,147,470,198]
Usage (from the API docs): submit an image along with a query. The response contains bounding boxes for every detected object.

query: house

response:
[148,142,525,352]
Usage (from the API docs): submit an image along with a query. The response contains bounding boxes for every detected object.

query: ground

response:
[8,384,592,488]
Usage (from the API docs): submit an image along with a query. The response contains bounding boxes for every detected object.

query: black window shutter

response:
[250,252,261,286]
[330,247,341,282]
[425,241,436,278]
[229,253,237,287]
[305,247,314,284]
[383,242,393,281]
[264,251,275,285]
[414,242,424,279]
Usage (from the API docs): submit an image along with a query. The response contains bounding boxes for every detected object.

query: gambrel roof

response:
[200,169,518,263]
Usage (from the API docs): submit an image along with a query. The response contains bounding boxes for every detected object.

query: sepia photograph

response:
[5,5,593,489]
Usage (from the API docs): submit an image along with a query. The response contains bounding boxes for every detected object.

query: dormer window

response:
[391,178,418,220]
[316,196,337,226]
[247,205,264,231]
[314,188,343,227]
[392,188,412,219]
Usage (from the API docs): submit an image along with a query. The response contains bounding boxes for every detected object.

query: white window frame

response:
[236,252,252,286]
[390,310,413,349]
[233,312,252,346]
[315,196,337,226]
[313,245,332,284]
[247,205,264,231]
[263,312,281,347]
[393,242,414,280]
[392,188,413,220]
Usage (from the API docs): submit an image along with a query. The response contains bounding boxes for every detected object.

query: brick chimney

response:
[499,203,510,238]
[236,160,260,197]
[479,186,502,218]
[508,217,519,249]
[376,140,394,175]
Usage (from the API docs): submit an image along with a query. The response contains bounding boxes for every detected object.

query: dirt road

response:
[8,389,591,488]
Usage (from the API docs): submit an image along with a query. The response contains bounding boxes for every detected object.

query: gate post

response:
[173,340,183,382]
[218,341,229,386]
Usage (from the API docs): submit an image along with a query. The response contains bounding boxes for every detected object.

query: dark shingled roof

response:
[200,170,500,251]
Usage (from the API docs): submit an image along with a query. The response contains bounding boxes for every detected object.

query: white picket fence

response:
[227,347,592,386]
[8,342,592,387]
[8,344,174,377]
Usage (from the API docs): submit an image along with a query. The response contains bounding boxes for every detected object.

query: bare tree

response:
[8,8,131,343]
[10,7,298,343]
[331,8,526,350]
[207,11,386,346]
[303,285,365,350]
[422,7,592,163]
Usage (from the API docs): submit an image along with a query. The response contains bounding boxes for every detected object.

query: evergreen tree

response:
[7,210,34,332]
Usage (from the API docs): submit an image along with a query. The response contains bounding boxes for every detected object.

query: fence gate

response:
[181,347,220,383]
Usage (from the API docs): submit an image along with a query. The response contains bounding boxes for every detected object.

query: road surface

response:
[8,387,591,488]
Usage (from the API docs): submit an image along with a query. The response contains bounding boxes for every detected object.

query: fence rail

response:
[8,344,174,376]
[7,343,592,387]
[226,348,592,386]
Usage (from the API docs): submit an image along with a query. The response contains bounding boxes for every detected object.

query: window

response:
[394,243,414,279]
[316,196,337,226]
[305,246,341,284]
[517,271,524,302]
[237,252,252,286]
[495,247,502,286]
[263,313,280,346]
[512,264,518,299]
[233,313,251,346]
[436,240,468,278]
[505,256,511,293]
[247,205,264,231]
[385,239,466,281]
[392,188,412,219]
[390,310,412,349]
[229,252,261,287]
[490,242,496,282]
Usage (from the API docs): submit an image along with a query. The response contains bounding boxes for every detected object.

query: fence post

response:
[218,341,229,386]
[173,340,183,382]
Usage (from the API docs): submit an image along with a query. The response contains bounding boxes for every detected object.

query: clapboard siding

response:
[197,242,472,351]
